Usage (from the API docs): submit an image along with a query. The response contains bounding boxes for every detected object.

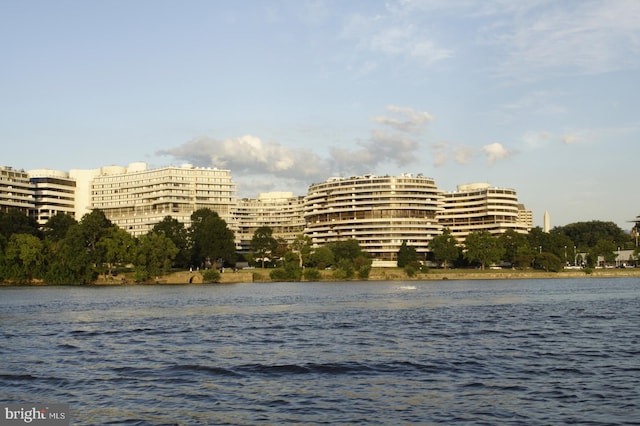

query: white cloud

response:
[341,11,453,71]
[454,146,476,164]
[371,104,433,133]
[158,135,328,181]
[482,142,513,165]
[492,0,640,78]
[562,134,581,144]
[430,142,477,166]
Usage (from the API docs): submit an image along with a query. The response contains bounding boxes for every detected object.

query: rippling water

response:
[1,278,639,425]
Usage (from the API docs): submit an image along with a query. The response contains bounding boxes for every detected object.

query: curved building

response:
[304,174,443,265]
[439,183,531,243]
[27,169,76,225]
[235,192,306,253]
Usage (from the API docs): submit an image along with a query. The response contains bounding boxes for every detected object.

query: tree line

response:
[399,223,637,273]
[0,206,636,284]
[0,208,235,284]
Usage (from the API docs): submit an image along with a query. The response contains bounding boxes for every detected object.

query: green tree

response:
[327,239,365,262]
[397,240,418,268]
[134,232,179,281]
[269,251,303,282]
[95,226,135,278]
[151,216,190,268]
[42,212,77,242]
[327,239,371,280]
[79,209,114,263]
[310,245,334,269]
[552,221,631,249]
[0,210,41,241]
[429,228,459,269]
[588,239,618,267]
[0,233,45,282]
[464,231,505,270]
[45,224,96,284]
[250,226,278,268]
[534,252,563,272]
[189,208,236,269]
[202,268,221,283]
[499,229,530,265]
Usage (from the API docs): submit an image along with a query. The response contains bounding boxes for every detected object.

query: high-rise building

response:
[543,211,550,232]
[0,166,34,215]
[304,174,444,266]
[235,192,306,252]
[439,183,530,243]
[27,169,76,225]
[90,162,236,236]
[517,203,533,231]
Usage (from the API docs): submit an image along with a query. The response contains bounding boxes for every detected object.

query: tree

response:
[79,209,114,262]
[464,231,505,270]
[327,239,365,262]
[429,228,459,269]
[42,212,77,242]
[589,239,618,267]
[290,234,313,268]
[269,251,303,282]
[552,221,631,249]
[397,241,418,268]
[250,226,278,268]
[189,208,236,269]
[326,239,371,280]
[151,216,190,268]
[310,245,334,269]
[499,230,530,265]
[134,232,179,281]
[0,233,45,282]
[534,252,563,272]
[95,226,135,278]
[0,209,41,240]
[45,224,96,284]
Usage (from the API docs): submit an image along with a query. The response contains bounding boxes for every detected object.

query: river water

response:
[1,278,639,425]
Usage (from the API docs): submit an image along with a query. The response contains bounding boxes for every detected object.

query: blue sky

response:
[2,0,639,230]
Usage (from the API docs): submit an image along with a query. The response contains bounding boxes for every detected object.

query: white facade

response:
[27,169,76,225]
[0,166,34,215]
[439,182,531,243]
[304,174,443,264]
[90,163,236,236]
[235,192,306,252]
[69,168,102,221]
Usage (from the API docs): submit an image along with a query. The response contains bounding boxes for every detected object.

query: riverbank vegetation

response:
[0,208,637,285]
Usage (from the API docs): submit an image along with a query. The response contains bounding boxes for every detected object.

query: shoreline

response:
[3,267,639,286]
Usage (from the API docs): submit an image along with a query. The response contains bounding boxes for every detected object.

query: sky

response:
[1,0,639,230]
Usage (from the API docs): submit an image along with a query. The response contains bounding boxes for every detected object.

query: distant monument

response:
[543,211,550,233]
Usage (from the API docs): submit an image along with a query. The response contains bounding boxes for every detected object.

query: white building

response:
[235,192,306,252]
[90,162,236,236]
[304,174,444,266]
[27,169,76,225]
[439,183,531,243]
[0,166,34,215]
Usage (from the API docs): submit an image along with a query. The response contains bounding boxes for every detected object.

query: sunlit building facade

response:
[235,192,306,252]
[304,174,444,265]
[439,183,531,243]
[0,166,34,215]
[27,169,76,225]
[91,162,236,236]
